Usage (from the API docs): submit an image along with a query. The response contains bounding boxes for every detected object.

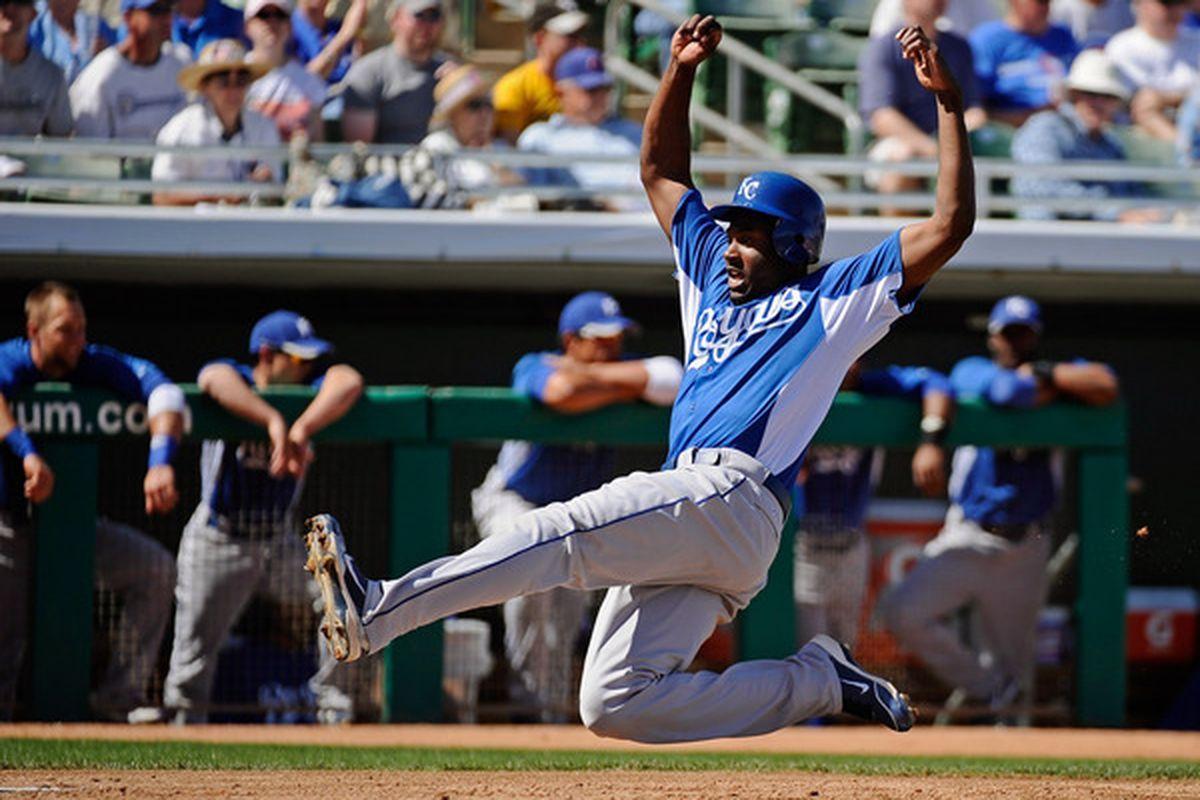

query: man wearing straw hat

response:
[1011,49,1152,221]
[151,38,282,205]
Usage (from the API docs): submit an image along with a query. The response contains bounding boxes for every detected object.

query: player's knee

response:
[579,696,643,741]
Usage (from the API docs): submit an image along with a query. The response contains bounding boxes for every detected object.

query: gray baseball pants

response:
[361,448,842,743]
[878,505,1050,699]
[164,504,349,721]
[794,527,871,648]
[0,511,174,720]
[472,466,591,722]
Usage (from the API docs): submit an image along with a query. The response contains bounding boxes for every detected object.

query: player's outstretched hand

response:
[23,454,54,504]
[671,14,721,68]
[911,442,947,497]
[144,464,179,515]
[896,25,960,99]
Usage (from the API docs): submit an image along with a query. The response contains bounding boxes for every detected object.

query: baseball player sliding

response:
[304,17,975,742]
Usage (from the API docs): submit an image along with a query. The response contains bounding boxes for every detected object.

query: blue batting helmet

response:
[710,171,826,267]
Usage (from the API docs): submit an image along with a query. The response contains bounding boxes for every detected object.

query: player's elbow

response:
[327,364,365,396]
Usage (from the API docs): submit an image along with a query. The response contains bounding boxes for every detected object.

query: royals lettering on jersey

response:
[0,338,172,515]
[664,189,915,489]
[494,351,616,507]
[198,360,324,535]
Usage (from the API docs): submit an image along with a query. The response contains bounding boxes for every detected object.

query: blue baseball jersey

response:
[0,337,172,513]
[970,21,1079,112]
[198,360,324,534]
[494,351,617,507]
[799,366,952,530]
[664,189,916,490]
[948,356,1076,525]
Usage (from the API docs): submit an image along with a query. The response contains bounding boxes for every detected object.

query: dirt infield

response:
[3,724,1198,799]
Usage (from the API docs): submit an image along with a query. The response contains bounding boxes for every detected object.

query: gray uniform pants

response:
[364,449,841,743]
[0,511,174,720]
[794,528,870,649]
[878,505,1050,699]
[163,504,348,721]
[471,466,591,723]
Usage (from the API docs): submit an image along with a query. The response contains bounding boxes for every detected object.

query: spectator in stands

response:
[244,0,326,140]
[163,310,362,725]
[404,64,526,208]
[1051,0,1134,47]
[0,0,72,136]
[324,0,391,55]
[1106,0,1200,141]
[492,1,589,144]
[1012,49,1154,219]
[1174,78,1200,160]
[152,39,280,205]
[971,0,1080,126]
[28,0,117,83]
[0,281,183,723]
[881,296,1119,718]
[70,0,188,139]
[292,0,367,84]
[871,0,1001,38]
[517,47,643,210]
[471,292,682,722]
[860,0,986,198]
[793,360,954,651]
[172,0,243,56]
[340,0,450,144]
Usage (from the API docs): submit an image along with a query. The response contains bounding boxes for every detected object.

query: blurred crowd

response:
[4,0,1200,215]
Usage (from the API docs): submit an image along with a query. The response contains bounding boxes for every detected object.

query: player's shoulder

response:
[513,350,556,370]
[968,20,1009,46]
[948,355,994,389]
[199,357,252,381]
[0,337,33,371]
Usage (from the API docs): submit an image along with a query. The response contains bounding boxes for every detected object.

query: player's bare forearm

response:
[292,364,364,439]
[895,26,975,297]
[542,361,647,414]
[148,409,184,440]
[0,392,15,439]
[1048,362,1120,406]
[641,15,721,236]
[199,363,283,429]
[921,388,954,424]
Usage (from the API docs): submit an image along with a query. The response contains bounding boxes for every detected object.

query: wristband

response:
[919,415,948,447]
[4,427,38,459]
[641,356,684,407]
[1031,360,1057,387]
[148,434,179,469]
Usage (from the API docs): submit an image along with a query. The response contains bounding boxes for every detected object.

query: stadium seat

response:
[763,30,867,153]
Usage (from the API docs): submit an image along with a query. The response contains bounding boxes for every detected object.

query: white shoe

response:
[304,514,370,663]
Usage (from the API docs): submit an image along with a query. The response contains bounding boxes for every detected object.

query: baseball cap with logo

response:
[988,295,1043,334]
[245,0,293,20]
[249,310,333,359]
[558,292,639,338]
[553,47,612,89]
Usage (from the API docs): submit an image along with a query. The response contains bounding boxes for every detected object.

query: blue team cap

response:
[249,310,333,359]
[558,292,638,338]
[554,47,613,90]
[121,0,168,12]
[988,295,1043,334]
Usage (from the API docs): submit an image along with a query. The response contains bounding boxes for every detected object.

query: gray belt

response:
[675,447,793,519]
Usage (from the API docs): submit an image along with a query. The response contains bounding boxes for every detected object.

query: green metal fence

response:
[16,384,1129,726]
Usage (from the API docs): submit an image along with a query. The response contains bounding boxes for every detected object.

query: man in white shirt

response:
[70,0,189,139]
[1106,0,1200,139]
[152,38,281,204]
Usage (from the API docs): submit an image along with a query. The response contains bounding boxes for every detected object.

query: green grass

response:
[1,739,1197,780]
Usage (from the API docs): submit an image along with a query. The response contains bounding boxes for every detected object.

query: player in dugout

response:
[0,281,184,723]
[302,15,976,742]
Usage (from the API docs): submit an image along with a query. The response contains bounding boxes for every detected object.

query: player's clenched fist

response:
[896,25,960,100]
[23,454,54,504]
[144,464,179,515]
[671,14,721,68]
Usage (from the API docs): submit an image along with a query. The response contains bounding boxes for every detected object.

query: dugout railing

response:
[15,383,1128,726]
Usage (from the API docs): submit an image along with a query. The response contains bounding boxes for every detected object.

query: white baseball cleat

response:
[304,513,370,663]
[811,634,915,732]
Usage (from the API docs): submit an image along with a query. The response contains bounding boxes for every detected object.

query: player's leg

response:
[877,510,1004,699]
[793,529,832,645]
[0,512,30,721]
[309,462,784,661]
[827,531,871,648]
[163,505,262,722]
[503,588,588,722]
[578,582,911,743]
[92,517,176,718]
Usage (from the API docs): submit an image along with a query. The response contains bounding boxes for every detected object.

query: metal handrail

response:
[601,0,866,154]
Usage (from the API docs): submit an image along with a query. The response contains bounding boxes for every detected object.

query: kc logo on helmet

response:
[737,177,760,201]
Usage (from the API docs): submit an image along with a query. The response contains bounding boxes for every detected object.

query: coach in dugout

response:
[0,281,184,723]
[471,292,683,722]
[881,295,1119,716]
[163,310,363,724]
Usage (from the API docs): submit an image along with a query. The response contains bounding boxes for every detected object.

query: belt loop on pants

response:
[677,447,793,520]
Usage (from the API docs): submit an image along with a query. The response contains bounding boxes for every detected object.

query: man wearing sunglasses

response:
[163,310,364,724]
[152,38,281,205]
[0,0,72,136]
[1106,0,1200,141]
[340,0,450,144]
[70,0,188,139]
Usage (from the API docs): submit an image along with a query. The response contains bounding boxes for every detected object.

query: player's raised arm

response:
[640,14,722,237]
[895,26,976,298]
